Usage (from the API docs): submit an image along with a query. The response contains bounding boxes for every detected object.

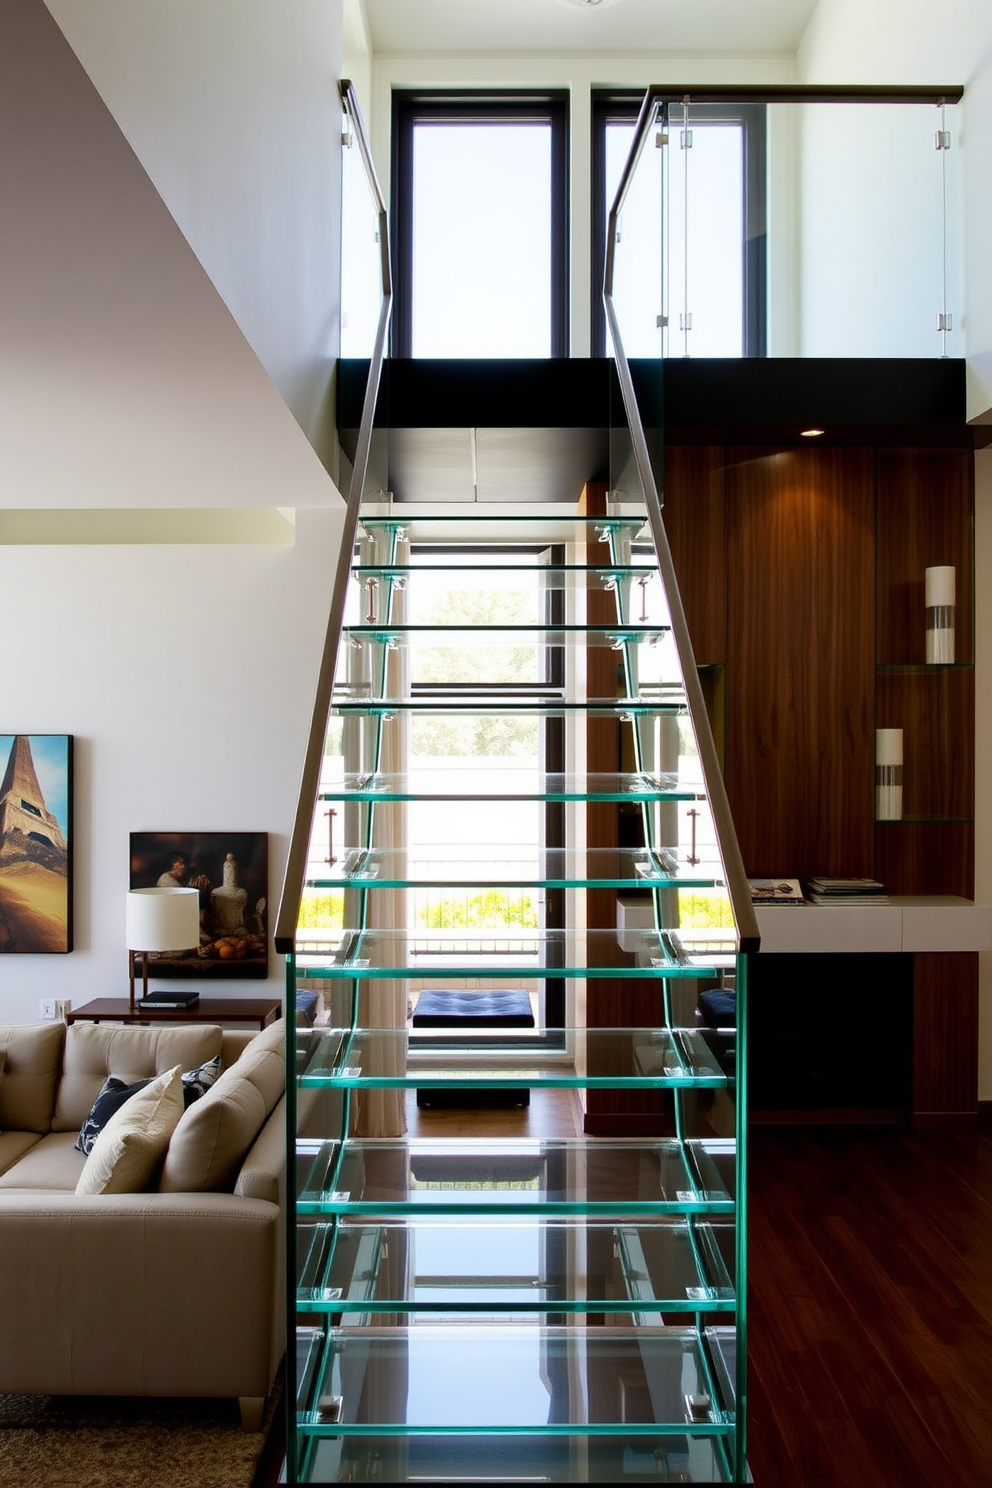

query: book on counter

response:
[748,877,806,905]
[138,990,200,1010]
[804,876,890,906]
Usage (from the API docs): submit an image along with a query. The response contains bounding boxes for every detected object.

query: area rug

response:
[0,1382,284,1488]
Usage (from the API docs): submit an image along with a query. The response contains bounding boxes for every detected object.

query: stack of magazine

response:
[804,876,889,906]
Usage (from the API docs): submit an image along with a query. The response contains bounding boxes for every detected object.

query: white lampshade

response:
[126,887,200,952]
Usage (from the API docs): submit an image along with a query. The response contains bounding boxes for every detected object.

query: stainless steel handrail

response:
[275,80,391,953]
[604,87,760,953]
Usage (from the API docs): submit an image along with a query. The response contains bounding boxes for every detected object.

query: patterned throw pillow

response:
[181,1054,222,1108]
[76,1056,223,1153]
[75,1075,152,1155]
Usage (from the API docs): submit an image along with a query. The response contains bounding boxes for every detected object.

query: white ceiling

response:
[363,0,821,57]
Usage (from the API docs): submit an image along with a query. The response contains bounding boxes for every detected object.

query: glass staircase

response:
[276,81,756,1487]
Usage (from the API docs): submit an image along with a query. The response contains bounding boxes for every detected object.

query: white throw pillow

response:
[75,1065,184,1195]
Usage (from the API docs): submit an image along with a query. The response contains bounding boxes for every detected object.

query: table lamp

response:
[126,887,200,1013]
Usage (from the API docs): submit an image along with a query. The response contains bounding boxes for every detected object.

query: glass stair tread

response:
[295,1136,735,1215]
[296,1323,735,1435]
[342,623,672,639]
[352,562,657,577]
[299,1026,730,1088]
[329,694,688,715]
[358,513,650,536]
[303,845,723,889]
[295,923,737,977]
[317,769,701,802]
[297,1216,735,1315]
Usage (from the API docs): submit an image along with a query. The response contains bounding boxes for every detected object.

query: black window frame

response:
[391,89,570,360]
[591,90,767,358]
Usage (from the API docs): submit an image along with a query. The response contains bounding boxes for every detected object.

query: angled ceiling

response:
[363,0,820,57]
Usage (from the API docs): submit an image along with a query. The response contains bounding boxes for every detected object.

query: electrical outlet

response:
[55,999,71,1021]
[40,998,57,1021]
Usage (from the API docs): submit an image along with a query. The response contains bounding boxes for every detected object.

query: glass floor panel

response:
[297,1216,736,1314]
[295,1138,735,1216]
[296,1324,735,1434]
[299,1027,729,1089]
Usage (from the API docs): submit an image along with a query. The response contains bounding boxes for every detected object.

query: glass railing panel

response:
[296,1137,735,1216]
[607,88,961,363]
[297,1216,736,1315]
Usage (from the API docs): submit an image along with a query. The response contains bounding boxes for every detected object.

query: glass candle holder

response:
[925,565,955,664]
[875,728,903,820]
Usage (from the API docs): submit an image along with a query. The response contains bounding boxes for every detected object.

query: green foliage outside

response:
[298,892,344,931]
[419,891,538,930]
[678,891,735,929]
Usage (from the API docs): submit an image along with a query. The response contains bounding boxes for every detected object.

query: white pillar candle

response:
[925,565,956,663]
[875,728,903,820]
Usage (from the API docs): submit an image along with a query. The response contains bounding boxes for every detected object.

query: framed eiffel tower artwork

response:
[0,734,73,954]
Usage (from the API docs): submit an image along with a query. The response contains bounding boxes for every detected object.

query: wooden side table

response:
[66,996,283,1031]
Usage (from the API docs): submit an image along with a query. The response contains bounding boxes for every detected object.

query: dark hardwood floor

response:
[285,1094,992,1485]
[747,1124,992,1488]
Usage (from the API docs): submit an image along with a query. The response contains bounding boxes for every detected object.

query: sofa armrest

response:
[0,1191,284,1400]
[234,1093,286,1204]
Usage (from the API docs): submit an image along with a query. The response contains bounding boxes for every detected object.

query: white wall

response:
[797,0,992,416]
[0,0,347,1021]
[45,0,346,476]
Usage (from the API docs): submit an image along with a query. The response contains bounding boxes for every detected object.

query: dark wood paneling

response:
[725,447,875,879]
[874,821,975,898]
[876,449,974,664]
[913,951,980,1118]
[875,667,974,821]
[662,444,727,664]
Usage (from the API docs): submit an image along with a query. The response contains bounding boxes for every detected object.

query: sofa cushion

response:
[0,1022,65,1135]
[160,1021,285,1194]
[0,1132,85,1190]
[52,1023,224,1132]
[0,1130,43,1179]
[76,1066,185,1196]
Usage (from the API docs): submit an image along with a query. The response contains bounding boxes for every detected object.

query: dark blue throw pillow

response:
[74,1075,152,1155]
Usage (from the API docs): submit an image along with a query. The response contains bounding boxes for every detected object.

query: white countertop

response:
[753,896,992,954]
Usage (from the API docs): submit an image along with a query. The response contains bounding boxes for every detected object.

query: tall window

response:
[391,92,569,358]
[592,93,766,358]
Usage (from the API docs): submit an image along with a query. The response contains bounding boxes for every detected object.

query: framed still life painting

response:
[0,734,73,953]
[129,830,268,979]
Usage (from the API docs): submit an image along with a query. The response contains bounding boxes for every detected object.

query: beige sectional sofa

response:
[0,1016,286,1429]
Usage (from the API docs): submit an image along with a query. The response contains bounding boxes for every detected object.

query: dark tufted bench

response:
[412,989,534,1108]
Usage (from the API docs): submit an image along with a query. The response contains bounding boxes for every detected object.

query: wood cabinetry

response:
[664,439,978,1124]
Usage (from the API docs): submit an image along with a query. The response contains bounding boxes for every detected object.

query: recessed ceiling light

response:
[556,0,622,10]
[800,427,825,437]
